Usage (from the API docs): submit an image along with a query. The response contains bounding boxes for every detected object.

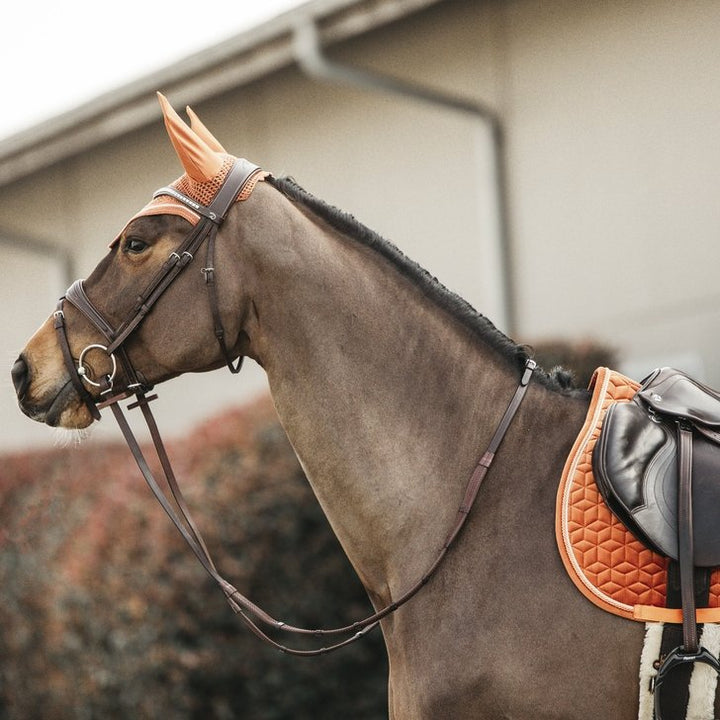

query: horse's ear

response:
[156,92,223,182]
[186,106,226,154]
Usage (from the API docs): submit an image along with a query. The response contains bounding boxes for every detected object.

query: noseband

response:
[51,160,537,655]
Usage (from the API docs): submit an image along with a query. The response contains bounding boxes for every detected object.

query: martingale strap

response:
[106,359,536,656]
[53,149,537,654]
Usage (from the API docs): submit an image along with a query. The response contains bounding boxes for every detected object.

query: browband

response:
[153,159,264,223]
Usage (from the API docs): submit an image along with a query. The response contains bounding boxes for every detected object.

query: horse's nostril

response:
[11,356,29,398]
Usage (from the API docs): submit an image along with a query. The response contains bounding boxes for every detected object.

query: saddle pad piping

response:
[557,369,634,615]
[556,366,720,623]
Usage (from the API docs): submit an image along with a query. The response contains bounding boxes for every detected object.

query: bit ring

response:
[77,344,117,388]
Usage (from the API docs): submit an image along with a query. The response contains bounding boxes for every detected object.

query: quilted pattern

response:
[111,156,268,247]
[556,367,720,621]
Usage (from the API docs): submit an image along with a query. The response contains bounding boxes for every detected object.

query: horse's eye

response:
[124,237,149,254]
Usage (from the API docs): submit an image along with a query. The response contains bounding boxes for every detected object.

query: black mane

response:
[267,175,576,393]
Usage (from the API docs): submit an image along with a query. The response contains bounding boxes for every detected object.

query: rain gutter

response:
[292,18,515,334]
[0,0,444,189]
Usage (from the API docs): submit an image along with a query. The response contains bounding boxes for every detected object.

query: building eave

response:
[0,0,442,188]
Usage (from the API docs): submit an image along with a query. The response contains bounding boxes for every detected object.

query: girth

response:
[53,171,538,653]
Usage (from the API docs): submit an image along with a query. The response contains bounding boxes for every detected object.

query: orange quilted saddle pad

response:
[555,367,720,623]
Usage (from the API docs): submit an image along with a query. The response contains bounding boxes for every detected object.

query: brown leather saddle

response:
[593,367,720,717]
[594,367,720,566]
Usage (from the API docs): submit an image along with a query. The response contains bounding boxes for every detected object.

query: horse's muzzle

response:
[11,351,94,429]
[11,355,30,400]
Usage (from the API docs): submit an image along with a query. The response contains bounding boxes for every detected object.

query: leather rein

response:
[53,158,537,656]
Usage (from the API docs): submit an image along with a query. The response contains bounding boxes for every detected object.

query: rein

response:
[53,159,537,654]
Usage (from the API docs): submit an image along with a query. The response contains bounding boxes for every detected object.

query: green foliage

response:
[0,397,387,719]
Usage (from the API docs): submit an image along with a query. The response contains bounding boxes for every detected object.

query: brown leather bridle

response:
[56,158,263,402]
[52,158,536,655]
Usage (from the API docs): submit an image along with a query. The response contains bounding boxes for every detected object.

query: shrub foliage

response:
[0,396,387,719]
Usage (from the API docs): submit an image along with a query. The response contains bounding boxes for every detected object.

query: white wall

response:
[504,0,720,383]
[0,1,499,449]
[0,241,68,447]
[4,0,720,450]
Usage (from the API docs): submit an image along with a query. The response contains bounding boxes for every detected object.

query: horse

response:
[11,94,645,719]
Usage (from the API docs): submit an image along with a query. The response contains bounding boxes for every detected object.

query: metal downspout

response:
[292,19,515,335]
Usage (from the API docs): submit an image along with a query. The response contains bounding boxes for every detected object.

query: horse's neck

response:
[236,190,563,598]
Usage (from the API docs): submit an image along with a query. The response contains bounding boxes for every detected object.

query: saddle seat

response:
[634,369,720,426]
[555,366,720,623]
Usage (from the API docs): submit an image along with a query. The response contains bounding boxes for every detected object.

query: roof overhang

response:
[0,0,443,188]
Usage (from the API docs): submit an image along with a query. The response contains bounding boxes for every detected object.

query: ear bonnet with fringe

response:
[112,93,267,245]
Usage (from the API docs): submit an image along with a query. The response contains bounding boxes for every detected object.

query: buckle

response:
[521,358,537,386]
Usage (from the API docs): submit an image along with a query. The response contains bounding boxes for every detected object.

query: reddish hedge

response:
[0,396,387,719]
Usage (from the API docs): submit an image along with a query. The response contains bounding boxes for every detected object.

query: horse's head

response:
[12,94,267,429]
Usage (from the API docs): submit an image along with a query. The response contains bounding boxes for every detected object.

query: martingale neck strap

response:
[112,359,536,656]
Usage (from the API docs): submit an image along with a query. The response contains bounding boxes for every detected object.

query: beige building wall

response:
[3,0,720,449]
[505,0,720,383]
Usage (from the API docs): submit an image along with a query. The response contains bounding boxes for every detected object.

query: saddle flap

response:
[593,400,678,559]
[594,397,720,566]
[637,367,720,429]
